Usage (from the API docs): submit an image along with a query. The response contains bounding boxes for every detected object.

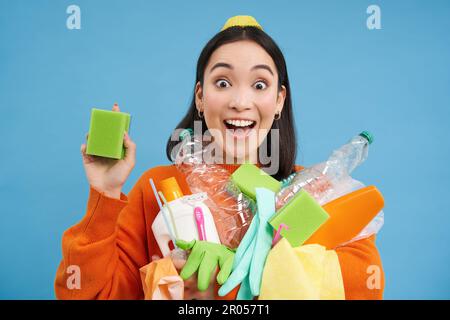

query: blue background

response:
[0,0,449,299]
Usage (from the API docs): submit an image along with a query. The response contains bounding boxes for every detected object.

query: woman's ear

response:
[195,81,203,112]
[276,85,287,113]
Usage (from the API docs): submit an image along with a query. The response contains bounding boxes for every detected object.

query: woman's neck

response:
[221,148,260,166]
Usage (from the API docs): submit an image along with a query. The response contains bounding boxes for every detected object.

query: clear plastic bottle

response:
[172,128,255,249]
[276,131,374,209]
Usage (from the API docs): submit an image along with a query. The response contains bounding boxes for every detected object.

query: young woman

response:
[55,16,384,300]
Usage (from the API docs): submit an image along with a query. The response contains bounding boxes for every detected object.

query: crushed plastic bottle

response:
[276,131,374,209]
[172,128,255,249]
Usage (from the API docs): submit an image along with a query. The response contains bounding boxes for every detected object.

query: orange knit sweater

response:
[54,164,384,299]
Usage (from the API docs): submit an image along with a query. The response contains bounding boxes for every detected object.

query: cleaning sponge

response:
[231,163,281,201]
[86,108,131,159]
[269,189,329,247]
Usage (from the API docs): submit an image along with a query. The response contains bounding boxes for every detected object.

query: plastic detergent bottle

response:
[172,128,254,249]
[276,131,374,209]
[159,177,184,202]
[151,191,221,257]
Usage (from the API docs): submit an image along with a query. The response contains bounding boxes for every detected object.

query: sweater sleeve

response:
[54,177,149,300]
[335,234,385,300]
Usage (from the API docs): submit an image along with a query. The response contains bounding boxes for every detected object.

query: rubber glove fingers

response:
[233,214,259,269]
[218,239,256,296]
[176,239,196,251]
[197,252,217,291]
[179,243,204,280]
[249,188,276,296]
[217,246,234,266]
[218,267,247,297]
[217,254,234,285]
[237,276,253,300]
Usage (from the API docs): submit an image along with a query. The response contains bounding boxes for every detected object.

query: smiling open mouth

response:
[223,119,257,130]
[223,119,257,140]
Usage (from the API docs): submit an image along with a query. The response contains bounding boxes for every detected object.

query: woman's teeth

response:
[223,119,256,139]
[224,119,255,128]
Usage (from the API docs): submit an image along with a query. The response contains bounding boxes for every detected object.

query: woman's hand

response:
[80,103,136,199]
[183,273,216,300]
[156,253,217,300]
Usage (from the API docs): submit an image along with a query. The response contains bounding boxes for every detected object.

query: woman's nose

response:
[229,103,251,112]
[229,92,253,111]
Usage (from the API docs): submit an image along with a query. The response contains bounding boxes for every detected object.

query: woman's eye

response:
[216,79,230,88]
[254,81,267,90]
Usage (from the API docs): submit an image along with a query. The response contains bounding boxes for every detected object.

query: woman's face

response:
[195,40,286,163]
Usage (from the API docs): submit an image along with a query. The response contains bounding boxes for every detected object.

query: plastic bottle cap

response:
[159,177,184,202]
[359,131,374,145]
[179,128,194,141]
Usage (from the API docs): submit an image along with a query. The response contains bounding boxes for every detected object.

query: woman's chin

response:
[223,145,258,164]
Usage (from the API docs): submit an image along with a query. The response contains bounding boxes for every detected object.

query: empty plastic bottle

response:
[172,128,255,249]
[276,131,374,209]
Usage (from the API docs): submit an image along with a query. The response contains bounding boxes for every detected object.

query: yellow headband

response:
[221,15,263,31]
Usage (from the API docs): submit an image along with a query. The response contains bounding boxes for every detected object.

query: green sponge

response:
[86,108,131,159]
[269,189,329,247]
[231,163,281,201]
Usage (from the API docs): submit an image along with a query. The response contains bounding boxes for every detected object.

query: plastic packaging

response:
[276,131,373,209]
[151,192,221,257]
[275,131,384,244]
[172,129,255,249]
[330,178,384,246]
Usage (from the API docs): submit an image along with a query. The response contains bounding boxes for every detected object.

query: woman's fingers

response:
[80,143,91,161]
[151,255,161,262]
[123,131,136,167]
[112,102,120,112]
[81,141,98,164]
[81,143,91,163]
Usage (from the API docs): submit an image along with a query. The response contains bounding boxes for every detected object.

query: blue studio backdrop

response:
[0,0,449,299]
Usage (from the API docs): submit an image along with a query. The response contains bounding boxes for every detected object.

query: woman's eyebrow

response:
[209,62,233,74]
[209,62,274,76]
[251,64,274,76]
